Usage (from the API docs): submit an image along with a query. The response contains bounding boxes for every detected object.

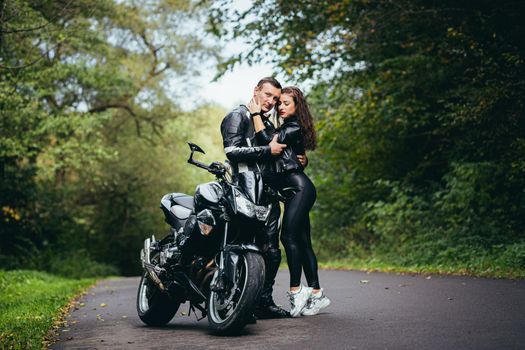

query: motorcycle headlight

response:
[197,209,216,236]
[234,190,270,221]
[235,192,256,218]
[254,203,271,222]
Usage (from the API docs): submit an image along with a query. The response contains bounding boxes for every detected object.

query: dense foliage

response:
[2,0,524,278]
[209,0,525,275]
[0,0,225,276]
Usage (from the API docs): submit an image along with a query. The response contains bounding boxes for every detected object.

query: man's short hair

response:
[256,77,282,90]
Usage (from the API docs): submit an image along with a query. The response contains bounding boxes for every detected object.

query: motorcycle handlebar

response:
[187,143,228,178]
[188,158,226,177]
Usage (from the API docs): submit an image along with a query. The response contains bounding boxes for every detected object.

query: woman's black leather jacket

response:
[255,116,305,173]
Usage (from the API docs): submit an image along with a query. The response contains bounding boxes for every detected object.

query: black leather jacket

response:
[255,116,305,173]
[220,105,273,174]
[220,105,277,203]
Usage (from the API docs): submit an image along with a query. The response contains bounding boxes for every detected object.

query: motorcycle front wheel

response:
[207,251,265,334]
[136,271,180,326]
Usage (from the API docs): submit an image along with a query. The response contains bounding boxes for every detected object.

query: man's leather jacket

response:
[221,105,275,175]
[220,105,276,203]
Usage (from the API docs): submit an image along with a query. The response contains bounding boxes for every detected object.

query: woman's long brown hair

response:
[282,86,317,151]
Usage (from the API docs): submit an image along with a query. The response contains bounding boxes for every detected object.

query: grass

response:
[0,270,95,350]
[317,257,525,279]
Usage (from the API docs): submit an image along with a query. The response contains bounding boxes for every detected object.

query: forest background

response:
[1,0,524,278]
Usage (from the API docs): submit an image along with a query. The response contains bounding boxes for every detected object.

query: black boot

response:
[254,285,290,319]
[254,248,290,319]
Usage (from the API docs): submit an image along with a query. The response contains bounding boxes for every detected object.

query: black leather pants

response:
[279,171,320,289]
[256,190,282,306]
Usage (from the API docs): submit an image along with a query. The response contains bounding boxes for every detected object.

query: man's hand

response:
[269,134,286,155]
[297,154,308,167]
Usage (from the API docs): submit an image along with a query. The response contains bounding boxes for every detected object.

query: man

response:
[220,77,289,319]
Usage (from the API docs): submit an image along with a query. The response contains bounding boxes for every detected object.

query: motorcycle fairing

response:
[232,171,264,205]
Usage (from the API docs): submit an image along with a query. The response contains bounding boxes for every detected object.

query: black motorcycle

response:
[136,142,269,333]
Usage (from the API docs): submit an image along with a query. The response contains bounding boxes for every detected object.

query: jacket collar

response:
[283,115,298,124]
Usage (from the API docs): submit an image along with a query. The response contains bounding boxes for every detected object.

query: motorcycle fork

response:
[219,222,229,269]
[210,222,230,292]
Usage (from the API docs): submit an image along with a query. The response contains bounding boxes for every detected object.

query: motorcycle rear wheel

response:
[136,271,180,326]
[207,251,265,334]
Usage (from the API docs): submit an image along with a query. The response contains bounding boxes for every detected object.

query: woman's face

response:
[278,93,296,119]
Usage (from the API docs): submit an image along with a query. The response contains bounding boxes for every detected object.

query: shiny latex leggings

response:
[279,171,320,289]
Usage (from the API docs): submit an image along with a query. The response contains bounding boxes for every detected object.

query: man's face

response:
[254,83,281,113]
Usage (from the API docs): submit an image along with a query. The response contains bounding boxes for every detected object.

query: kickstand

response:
[189,303,206,321]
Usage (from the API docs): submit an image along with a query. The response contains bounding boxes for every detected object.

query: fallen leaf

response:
[426,276,432,280]
[360,279,369,284]
[121,315,128,319]
[100,303,107,307]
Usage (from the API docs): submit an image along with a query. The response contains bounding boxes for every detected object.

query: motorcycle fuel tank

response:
[194,182,223,212]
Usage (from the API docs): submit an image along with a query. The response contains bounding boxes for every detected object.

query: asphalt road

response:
[51,270,525,350]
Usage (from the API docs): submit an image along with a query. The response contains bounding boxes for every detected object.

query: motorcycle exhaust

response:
[141,237,166,291]
[144,238,151,265]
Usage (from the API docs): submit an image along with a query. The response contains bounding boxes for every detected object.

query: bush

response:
[47,252,120,279]
[312,162,525,277]
[26,250,119,279]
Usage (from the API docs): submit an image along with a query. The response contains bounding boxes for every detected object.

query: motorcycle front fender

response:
[222,244,261,284]
[224,244,261,254]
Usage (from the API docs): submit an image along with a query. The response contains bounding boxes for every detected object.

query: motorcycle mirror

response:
[188,142,205,154]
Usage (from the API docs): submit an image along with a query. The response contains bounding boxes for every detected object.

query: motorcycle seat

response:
[171,195,194,210]
[161,192,194,210]
[170,205,192,220]
[160,193,194,230]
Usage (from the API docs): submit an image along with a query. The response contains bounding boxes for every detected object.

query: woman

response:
[248,86,330,317]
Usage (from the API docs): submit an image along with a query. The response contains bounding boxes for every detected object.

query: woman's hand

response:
[248,96,262,114]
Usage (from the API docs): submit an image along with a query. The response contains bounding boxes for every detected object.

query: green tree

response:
[0,0,220,275]
[208,0,525,275]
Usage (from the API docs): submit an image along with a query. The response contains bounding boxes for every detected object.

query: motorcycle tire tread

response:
[136,272,180,326]
[207,252,265,334]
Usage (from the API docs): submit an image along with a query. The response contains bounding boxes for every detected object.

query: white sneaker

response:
[302,289,331,316]
[287,285,311,317]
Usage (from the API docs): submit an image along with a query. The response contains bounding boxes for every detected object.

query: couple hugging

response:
[221,77,330,318]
